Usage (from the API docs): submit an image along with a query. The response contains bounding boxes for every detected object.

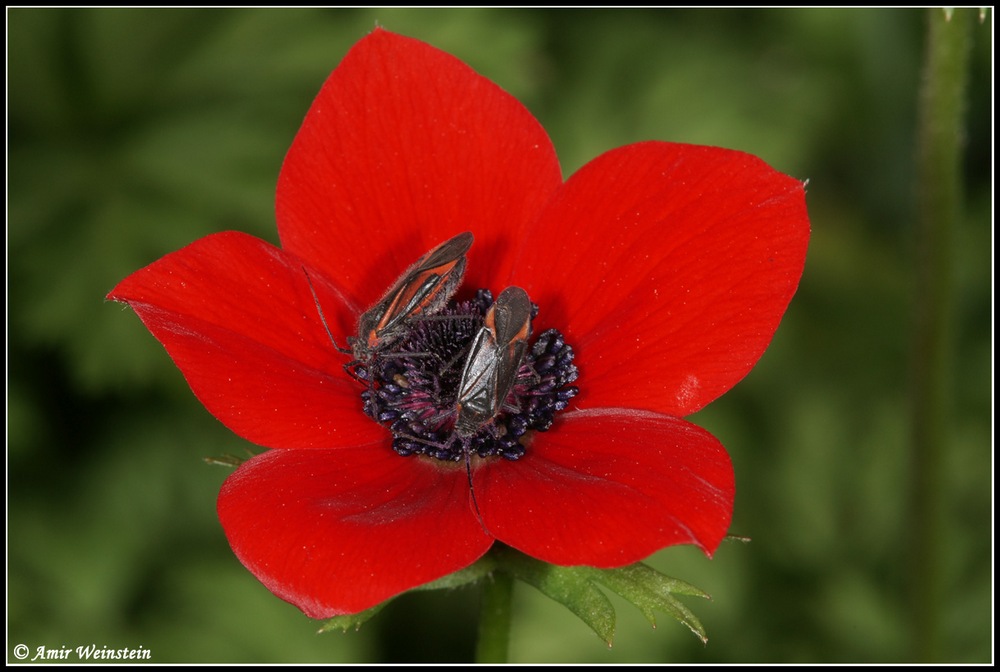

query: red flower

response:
[108,29,809,619]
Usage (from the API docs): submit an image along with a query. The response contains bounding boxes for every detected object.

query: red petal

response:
[514,142,810,416]
[475,409,734,566]
[276,28,562,307]
[107,231,381,449]
[218,446,493,617]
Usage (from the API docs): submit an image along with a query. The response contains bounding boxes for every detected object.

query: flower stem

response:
[475,571,513,663]
[909,7,973,663]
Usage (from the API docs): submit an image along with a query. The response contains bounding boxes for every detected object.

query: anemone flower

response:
[107,28,810,621]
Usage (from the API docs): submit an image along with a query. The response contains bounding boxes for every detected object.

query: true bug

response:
[450,285,533,532]
[351,231,474,361]
[454,285,532,437]
[304,231,474,377]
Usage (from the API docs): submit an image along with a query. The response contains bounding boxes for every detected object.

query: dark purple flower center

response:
[354,290,579,463]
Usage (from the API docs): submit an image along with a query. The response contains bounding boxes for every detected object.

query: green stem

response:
[910,8,972,663]
[475,571,513,663]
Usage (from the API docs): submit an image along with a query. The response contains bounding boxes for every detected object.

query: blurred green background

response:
[7,8,991,663]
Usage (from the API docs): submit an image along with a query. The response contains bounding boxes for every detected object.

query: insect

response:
[304,231,474,376]
[351,231,474,361]
[454,285,532,437]
[452,285,533,533]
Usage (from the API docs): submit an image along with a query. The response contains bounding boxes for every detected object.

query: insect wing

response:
[455,327,499,430]
[356,231,474,353]
[455,286,531,436]
[488,286,531,409]
[489,286,532,350]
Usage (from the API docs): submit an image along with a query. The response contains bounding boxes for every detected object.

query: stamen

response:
[353,289,579,464]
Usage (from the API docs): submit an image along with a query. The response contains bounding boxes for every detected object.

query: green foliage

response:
[498,548,711,647]
[591,562,710,643]
[8,8,992,663]
[319,547,711,649]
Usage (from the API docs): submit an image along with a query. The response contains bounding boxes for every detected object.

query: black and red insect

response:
[454,285,532,437]
[352,231,474,361]
[449,285,533,530]
[304,231,474,379]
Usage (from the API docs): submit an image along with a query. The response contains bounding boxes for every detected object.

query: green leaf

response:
[318,602,389,634]
[494,547,616,647]
[316,547,712,647]
[202,446,258,468]
[589,564,710,644]
[202,454,247,468]
[415,554,498,592]
[492,546,711,646]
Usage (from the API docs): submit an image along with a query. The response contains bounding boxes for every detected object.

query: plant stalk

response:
[909,7,973,663]
[475,571,513,663]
